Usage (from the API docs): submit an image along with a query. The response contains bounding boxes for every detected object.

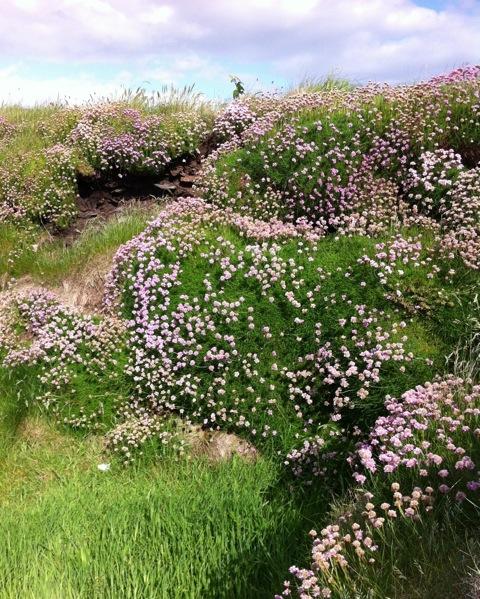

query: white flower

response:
[97,463,110,472]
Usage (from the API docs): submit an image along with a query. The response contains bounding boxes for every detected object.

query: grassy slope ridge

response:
[0,70,480,598]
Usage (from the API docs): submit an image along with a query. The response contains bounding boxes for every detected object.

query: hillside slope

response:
[1,69,480,598]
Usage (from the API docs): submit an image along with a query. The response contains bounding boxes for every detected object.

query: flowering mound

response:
[281,378,480,598]
[0,101,212,230]
[0,116,15,140]
[0,144,77,228]
[0,289,126,429]
[198,67,480,269]
[100,197,456,463]
[70,104,210,176]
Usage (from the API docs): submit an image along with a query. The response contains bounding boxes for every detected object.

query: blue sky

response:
[0,0,479,104]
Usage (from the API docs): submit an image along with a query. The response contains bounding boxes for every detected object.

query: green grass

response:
[290,75,355,94]
[0,386,324,599]
[0,203,161,283]
[1,388,478,599]
[0,448,291,598]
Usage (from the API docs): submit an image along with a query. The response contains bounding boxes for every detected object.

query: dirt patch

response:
[1,254,110,315]
[17,416,100,453]
[61,183,159,244]
[57,252,112,314]
[58,140,214,245]
[463,565,480,599]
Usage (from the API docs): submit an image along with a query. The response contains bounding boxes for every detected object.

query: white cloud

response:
[14,0,39,11]
[140,5,174,25]
[0,64,134,104]
[0,0,479,102]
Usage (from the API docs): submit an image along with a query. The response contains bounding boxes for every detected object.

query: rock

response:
[176,186,196,197]
[179,175,198,187]
[154,181,177,192]
[187,428,258,463]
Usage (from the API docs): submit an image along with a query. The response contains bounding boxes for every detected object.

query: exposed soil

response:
[57,135,218,245]
[458,143,480,169]
[0,260,110,317]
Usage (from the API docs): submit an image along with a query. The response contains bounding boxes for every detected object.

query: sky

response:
[0,0,479,104]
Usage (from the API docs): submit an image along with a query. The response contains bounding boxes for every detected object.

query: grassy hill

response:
[0,69,479,598]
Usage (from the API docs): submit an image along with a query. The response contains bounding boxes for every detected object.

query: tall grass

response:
[0,452,294,599]
[291,74,355,93]
[0,379,319,599]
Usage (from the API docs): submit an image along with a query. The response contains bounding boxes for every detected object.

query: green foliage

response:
[0,387,317,599]
[230,76,245,99]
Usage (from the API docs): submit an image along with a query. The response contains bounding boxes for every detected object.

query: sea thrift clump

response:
[356,233,461,316]
[428,65,480,85]
[198,67,480,263]
[0,161,29,224]
[437,167,480,269]
[280,484,437,598]
[70,103,210,176]
[0,290,125,428]
[213,99,258,140]
[0,116,15,140]
[281,376,480,597]
[0,144,77,228]
[32,144,78,227]
[103,198,430,462]
[406,148,465,217]
[352,377,480,497]
[105,412,184,465]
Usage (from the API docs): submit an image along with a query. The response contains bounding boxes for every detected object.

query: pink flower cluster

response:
[281,377,480,597]
[105,412,185,465]
[0,289,124,428]
[33,144,78,227]
[70,104,210,176]
[351,377,480,496]
[0,102,211,228]
[0,160,28,224]
[103,198,427,461]
[0,143,77,228]
[278,483,438,599]
[406,148,464,217]
[198,68,480,269]
[0,115,15,140]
